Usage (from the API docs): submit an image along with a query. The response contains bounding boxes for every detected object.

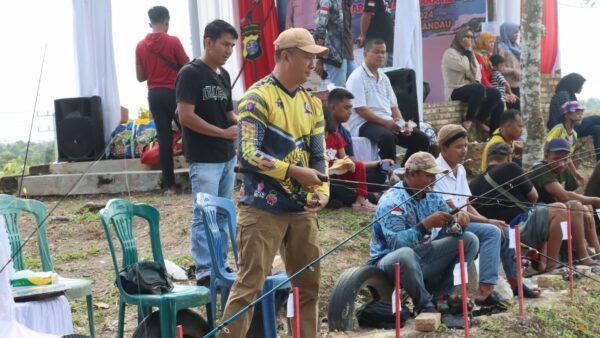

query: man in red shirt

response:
[136,5,189,194]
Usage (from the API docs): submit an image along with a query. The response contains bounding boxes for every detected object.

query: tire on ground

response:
[327,265,393,331]
[132,308,210,338]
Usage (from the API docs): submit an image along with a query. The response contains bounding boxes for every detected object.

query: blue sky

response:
[0,0,598,143]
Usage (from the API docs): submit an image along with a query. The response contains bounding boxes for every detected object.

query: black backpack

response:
[356,300,411,329]
[119,261,174,295]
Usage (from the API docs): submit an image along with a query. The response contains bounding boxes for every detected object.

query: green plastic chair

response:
[99,198,214,338]
[0,194,95,338]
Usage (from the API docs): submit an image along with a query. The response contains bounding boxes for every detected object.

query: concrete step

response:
[16,168,191,196]
[29,156,188,175]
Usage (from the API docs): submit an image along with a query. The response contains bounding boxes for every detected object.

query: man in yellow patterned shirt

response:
[219,28,329,338]
[481,109,523,170]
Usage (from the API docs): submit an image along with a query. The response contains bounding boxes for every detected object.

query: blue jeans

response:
[326,59,357,87]
[466,222,516,284]
[377,232,479,309]
[189,156,237,279]
[575,115,600,161]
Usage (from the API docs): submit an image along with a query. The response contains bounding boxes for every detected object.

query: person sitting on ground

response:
[369,152,479,314]
[529,138,600,263]
[346,39,430,165]
[433,124,518,307]
[489,54,519,106]
[471,142,576,276]
[548,72,600,161]
[481,109,523,170]
[441,27,504,133]
[324,109,377,212]
[545,100,586,184]
[325,88,393,207]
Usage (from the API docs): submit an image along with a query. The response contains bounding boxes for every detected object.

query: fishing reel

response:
[445,214,463,235]
[291,190,321,207]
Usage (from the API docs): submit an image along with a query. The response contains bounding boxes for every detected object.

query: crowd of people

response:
[133,4,600,337]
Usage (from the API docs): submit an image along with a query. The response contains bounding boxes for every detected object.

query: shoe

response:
[352,200,377,212]
[474,291,508,310]
[415,303,437,315]
[196,276,210,287]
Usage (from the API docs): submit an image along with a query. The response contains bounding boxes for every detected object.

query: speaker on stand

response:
[54,96,105,162]
[384,68,419,128]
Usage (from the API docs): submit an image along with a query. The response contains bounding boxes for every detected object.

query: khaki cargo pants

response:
[218,203,321,338]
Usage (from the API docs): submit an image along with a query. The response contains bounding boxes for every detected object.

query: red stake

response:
[458,240,470,338]
[293,287,301,338]
[567,204,574,299]
[176,325,183,338]
[515,225,525,315]
[395,262,401,338]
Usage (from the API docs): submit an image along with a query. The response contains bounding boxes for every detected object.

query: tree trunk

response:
[521,0,545,168]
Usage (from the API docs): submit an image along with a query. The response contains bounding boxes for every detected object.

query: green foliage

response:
[0,140,55,176]
[582,97,600,114]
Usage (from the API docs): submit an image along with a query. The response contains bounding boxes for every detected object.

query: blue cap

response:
[545,138,571,153]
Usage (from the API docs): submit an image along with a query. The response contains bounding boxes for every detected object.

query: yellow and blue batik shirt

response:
[545,124,577,153]
[238,74,329,213]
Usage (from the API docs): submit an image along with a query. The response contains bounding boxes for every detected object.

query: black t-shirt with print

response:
[175,59,235,163]
[363,0,394,52]
[469,162,534,223]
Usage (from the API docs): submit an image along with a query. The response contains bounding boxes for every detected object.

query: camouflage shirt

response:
[313,0,354,67]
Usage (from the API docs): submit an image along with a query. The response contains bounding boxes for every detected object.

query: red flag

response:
[540,0,559,74]
[239,0,279,88]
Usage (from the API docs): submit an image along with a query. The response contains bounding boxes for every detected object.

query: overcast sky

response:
[0,0,598,143]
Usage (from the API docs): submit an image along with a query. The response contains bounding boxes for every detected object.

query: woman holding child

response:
[442,27,503,134]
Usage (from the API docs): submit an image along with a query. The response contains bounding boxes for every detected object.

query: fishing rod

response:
[204,161,470,337]
[17,44,48,198]
[0,141,114,274]
[519,242,600,285]
[328,181,594,214]
[330,147,600,215]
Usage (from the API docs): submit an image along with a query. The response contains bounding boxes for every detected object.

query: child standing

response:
[490,54,519,105]
[324,109,377,211]
[545,100,586,183]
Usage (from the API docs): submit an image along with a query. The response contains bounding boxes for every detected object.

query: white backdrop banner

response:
[72,0,121,145]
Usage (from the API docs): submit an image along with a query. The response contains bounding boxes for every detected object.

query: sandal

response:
[512,284,541,298]
[352,200,377,212]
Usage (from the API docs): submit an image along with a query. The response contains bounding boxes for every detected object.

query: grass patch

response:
[72,208,98,223]
[55,246,101,263]
[171,253,194,268]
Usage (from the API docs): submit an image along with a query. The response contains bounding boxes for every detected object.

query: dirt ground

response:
[12,165,600,337]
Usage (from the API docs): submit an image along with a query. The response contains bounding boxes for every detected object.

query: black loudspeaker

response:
[54,96,105,162]
[385,68,419,126]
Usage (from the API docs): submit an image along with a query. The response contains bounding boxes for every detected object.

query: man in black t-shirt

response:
[470,142,593,273]
[358,0,394,66]
[176,20,238,286]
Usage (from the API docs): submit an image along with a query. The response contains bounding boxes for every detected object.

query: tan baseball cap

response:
[274,28,329,56]
[404,152,449,174]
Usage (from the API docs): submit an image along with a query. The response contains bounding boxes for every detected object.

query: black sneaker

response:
[196,276,210,287]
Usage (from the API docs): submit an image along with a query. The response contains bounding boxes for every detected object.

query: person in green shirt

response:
[528,138,600,262]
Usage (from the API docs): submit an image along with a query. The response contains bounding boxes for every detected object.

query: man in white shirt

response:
[345,39,429,165]
[434,124,515,309]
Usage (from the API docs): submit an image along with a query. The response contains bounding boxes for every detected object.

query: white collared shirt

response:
[434,154,471,210]
[345,62,398,136]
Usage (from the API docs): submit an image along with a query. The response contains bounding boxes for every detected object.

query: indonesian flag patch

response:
[391,206,403,215]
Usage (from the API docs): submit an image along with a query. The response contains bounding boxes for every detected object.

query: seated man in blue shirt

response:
[370,152,479,313]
